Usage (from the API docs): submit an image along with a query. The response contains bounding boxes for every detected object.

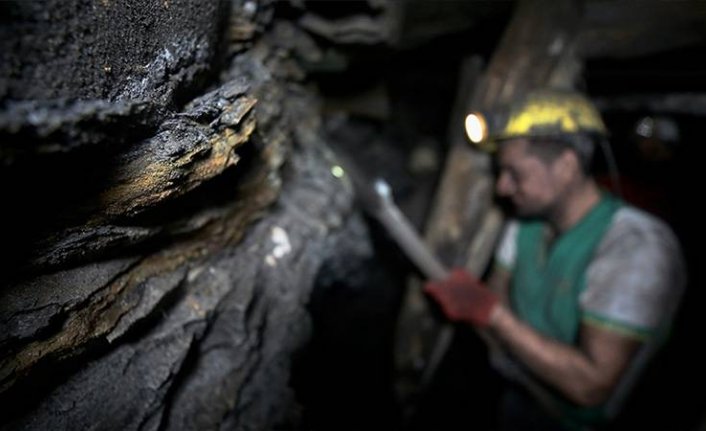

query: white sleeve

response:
[581,207,686,333]
[494,220,519,271]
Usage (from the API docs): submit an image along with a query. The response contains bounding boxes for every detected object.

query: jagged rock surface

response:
[0,1,364,429]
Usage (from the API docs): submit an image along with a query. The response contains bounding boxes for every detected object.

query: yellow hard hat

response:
[464,88,607,152]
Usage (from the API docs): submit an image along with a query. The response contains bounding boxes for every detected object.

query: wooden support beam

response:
[595,93,706,116]
[579,2,706,59]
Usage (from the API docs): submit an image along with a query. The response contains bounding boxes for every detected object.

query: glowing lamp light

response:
[464,112,488,144]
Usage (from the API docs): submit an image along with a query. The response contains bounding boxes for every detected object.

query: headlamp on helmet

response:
[463,89,607,152]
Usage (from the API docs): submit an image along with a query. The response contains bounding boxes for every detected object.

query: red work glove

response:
[423,268,499,328]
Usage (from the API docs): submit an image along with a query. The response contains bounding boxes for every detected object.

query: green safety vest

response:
[511,193,622,344]
[511,193,622,428]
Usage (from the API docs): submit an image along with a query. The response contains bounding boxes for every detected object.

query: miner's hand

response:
[423,268,499,328]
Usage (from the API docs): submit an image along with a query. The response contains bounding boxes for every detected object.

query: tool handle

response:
[372,188,448,281]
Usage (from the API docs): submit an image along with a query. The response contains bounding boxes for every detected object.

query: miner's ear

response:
[554,148,579,181]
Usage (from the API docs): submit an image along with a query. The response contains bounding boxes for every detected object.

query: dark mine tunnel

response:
[1,1,705,430]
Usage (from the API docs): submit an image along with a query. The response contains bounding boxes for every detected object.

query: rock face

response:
[0,1,364,429]
[0,0,225,102]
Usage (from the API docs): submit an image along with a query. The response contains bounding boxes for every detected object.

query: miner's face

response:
[495,138,566,218]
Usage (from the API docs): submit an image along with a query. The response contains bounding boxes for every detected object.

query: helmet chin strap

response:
[596,138,623,199]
